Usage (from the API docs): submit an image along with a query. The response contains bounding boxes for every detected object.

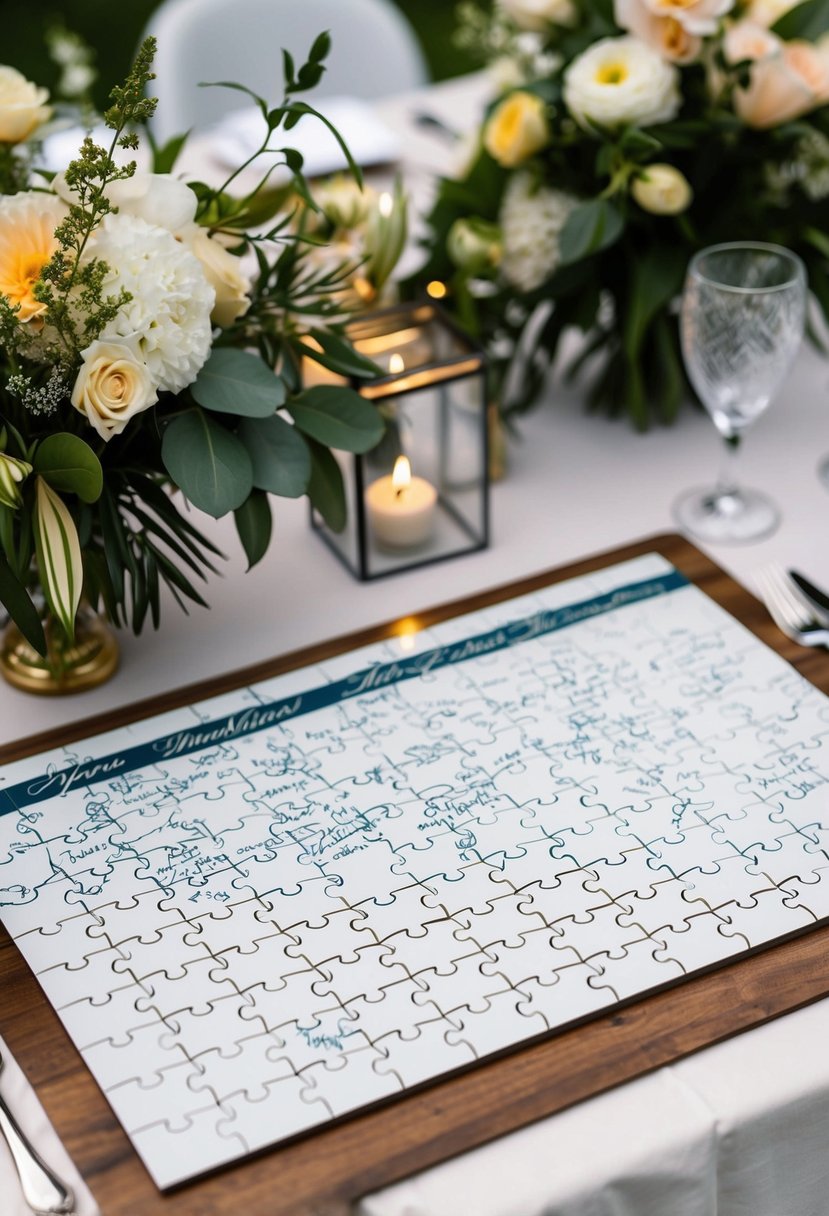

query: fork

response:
[755,565,829,648]
[0,1050,74,1214]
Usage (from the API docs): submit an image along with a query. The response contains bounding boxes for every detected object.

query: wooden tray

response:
[3,533,829,1216]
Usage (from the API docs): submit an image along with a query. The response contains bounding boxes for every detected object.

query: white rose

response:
[498,0,577,30]
[54,170,198,233]
[564,36,682,129]
[176,223,252,328]
[631,163,693,213]
[0,66,51,144]
[71,337,157,441]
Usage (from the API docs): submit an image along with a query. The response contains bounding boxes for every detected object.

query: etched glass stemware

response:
[672,241,806,544]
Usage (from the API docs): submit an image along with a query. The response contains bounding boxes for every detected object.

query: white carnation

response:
[499,172,577,292]
[90,213,214,394]
[564,36,681,129]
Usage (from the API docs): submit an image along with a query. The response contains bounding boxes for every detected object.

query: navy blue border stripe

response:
[0,570,688,815]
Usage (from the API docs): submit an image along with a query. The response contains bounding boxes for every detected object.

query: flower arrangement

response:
[0,36,396,684]
[415,0,829,428]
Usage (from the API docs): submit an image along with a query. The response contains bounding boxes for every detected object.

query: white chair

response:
[141,0,429,142]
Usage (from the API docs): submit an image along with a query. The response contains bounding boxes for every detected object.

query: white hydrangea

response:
[90,213,215,394]
[499,172,577,292]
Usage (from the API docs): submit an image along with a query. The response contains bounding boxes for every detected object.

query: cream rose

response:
[483,91,550,167]
[447,217,503,274]
[0,66,51,144]
[639,0,734,35]
[175,223,252,328]
[564,36,681,129]
[723,19,781,63]
[615,0,702,62]
[71,338,157,441]
[498,0,578,30]
[631,162,693,212]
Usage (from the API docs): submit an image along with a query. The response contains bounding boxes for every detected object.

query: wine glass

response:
[672,241,806,544]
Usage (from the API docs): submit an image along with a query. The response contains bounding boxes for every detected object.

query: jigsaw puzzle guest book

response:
[1,550,828,1189]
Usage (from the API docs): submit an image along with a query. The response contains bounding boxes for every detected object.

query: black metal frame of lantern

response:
[310,300,490,581]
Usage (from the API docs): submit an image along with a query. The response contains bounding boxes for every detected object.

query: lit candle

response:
[365,455,437,549]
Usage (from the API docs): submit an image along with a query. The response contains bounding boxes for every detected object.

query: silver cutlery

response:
[755,565,829,648]
[788,569,829,625]
[0,1050,74,1214]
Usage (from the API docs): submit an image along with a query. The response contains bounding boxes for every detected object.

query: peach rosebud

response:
[0,66,50,144]
[483,91,550,168]
[71,338,157,441]
[631,163,693,214]
[640,0,734,36]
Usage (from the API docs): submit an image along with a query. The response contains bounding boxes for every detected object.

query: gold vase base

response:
[1,616,119,695]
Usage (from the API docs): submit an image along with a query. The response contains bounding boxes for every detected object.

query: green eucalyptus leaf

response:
[191,348,286,418]
[773,0,829,40]
[162,411,253,518]
[33,433,103,504]
[558,198,624,266]
[238,414,311,497]
[234,490,273,570]
[302,330,382,379]
[288,386,384,453]
[0,553,46,656]
[307,438,346,532]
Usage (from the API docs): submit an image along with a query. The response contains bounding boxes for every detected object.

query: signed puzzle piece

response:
[2,553,829,1188]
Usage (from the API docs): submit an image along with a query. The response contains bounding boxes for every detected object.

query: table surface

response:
[2,72,829,1215]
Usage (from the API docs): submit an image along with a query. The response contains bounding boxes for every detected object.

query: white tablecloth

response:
[1,72,829,1216]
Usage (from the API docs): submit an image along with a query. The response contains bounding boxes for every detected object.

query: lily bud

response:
[0,451,32,510]
[447,217,503,275]
[363,179,408,293]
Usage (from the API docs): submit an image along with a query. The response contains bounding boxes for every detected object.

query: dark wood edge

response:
[3,531,829,1215]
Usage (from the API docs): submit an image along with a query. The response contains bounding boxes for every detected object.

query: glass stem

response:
[714,433,741,501]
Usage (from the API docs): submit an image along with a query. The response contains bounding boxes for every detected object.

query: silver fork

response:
[755,565,829,648]
[0,1049,74,1214]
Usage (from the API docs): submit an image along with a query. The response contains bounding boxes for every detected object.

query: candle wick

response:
[395,486,404,500]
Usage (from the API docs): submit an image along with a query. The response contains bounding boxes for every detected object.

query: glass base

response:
[672,485,780,545]
[0,605,119,695]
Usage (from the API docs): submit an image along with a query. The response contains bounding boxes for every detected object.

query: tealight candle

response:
[365,455,437,549]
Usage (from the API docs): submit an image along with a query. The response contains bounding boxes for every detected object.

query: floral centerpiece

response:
[415,0,829,428]
[0,37,399,691]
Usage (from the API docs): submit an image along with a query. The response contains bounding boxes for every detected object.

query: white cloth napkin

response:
[0,1035,99,1216]
[209,95,401,177]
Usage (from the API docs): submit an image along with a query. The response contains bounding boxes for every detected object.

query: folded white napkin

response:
[209,95,401,177]
[0,1035,99,1216]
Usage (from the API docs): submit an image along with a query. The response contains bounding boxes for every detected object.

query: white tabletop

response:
[2,73,829,1216]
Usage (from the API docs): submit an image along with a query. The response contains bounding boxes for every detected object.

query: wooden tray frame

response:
[3,532,829,1215]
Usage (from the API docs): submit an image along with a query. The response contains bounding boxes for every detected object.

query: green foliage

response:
[234,490,273,570]
[191,349,286,417]
[161,411,253,518]
[238,414,311,497]
[288,386,385,452]
[33,433,103,503]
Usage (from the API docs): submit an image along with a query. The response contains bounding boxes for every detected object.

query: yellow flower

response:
[483,91,550,168]
[0,192,65,325]
[0,66,50,144]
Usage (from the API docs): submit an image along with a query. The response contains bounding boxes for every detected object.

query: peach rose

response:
[615,0,702,62]
[734,38,829,127]
[176,223,252,328]
[484,91,550,167]
[71,338,157,441]
[0,66,50,144]
[640,0,734,35]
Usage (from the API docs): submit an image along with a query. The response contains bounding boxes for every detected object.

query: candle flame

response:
[392,455,411,498]
[378,191,393,218]
[389,352,405,374]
